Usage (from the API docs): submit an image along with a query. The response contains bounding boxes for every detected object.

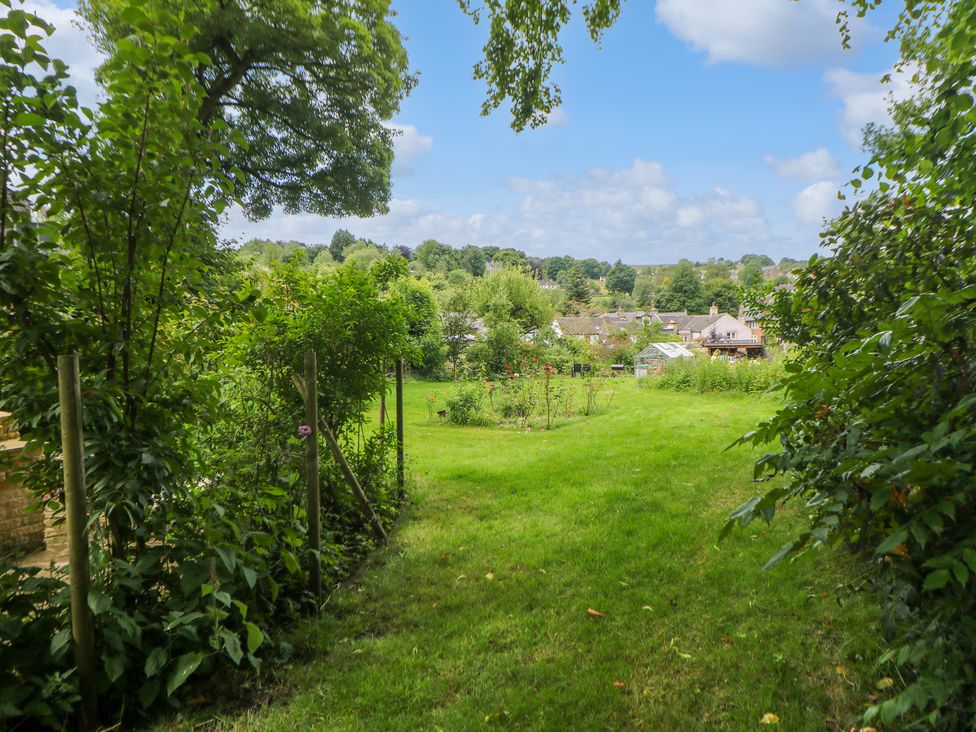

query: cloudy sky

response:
[33,0,908,263]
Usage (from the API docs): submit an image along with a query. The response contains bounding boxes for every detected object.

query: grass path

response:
[207,380,879,730]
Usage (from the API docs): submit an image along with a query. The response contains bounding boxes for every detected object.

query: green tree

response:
[441,286,476,378]
[543,255,573,280]
[703,278,739,314]
[344,240,387,270]
[415,239,459,272]
[605,260,636,294]
[632,274,656,308]
[563,264,591,307]
[330,229,356,262]
[739,253,773,267]
[579,257,607,279]
[458,244,486,276]
[82,0,415,220]
[393,276,444,377]
[739,259,764,289]
[473,268,553,332]
[492,247,528,269]
[657,262,706,312]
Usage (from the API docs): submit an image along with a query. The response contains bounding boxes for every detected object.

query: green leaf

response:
[138,678,160,709]
[962,548,976,573]
[922,569,950,592]
[215,546,236,573]
[166,652,204,696]
[87,589,112,616]
[104,652,125,683]
[245,622,264,654]
[219,628,243,665]
[50,628,71,655]
[763,538,801,570]
[13,111,45,126]
[241,565,258,589]
[281,549,300,574]
[875,527,909,556]
[951,561,969,586]
[144,646,168,678]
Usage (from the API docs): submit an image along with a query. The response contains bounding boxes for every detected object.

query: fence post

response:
[395,357,404,499]
[303,350,321,602]
[57,355,96,731]
[379,373,387,471]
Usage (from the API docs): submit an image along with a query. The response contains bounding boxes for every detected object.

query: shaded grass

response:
[163,379,882,731]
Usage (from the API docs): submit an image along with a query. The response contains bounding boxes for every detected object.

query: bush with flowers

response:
[444,358,614,429]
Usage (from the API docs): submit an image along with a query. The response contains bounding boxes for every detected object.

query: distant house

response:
[553,310,661,344]
[634,342,695,377]
[537,278,560,290]
[660,304,752,344]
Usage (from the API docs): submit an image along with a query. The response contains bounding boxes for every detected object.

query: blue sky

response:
[36,0,908,264]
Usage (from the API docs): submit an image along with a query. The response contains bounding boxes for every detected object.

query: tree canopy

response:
[605,260,635,294]
[81,0,415,220]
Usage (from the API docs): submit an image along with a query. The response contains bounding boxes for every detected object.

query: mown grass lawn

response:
[178,378,882,731]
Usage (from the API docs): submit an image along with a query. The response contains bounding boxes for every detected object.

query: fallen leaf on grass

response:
[485,572,495,581]
[759,712,780,724]
[876,677,894,690]
[641,605,652,611]
[587,608,606,618]
[456,574,466,582]
[720,635,732,644]
[612,681,625,689]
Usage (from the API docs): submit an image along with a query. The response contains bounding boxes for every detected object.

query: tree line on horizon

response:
[235,232,800,316]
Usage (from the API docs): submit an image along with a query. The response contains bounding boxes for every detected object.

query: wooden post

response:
[303,351,321,602]
[57,355,96,731]
[395,357,405,499]
[379,378,386,471]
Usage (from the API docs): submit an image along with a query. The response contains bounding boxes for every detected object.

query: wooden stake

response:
[57,355,96,731]
[292,374,387,543]
[395,357,405,499]
[379,379,386,472]
[303,351,321,601]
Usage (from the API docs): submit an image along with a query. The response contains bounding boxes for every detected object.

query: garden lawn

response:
[183,379,882,730]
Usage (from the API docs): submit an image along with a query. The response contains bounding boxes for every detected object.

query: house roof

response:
[554,317,611,336]
[635,342,695,360]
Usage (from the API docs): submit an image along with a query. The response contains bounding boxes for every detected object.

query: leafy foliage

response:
[725,2,976,727]
[0,6,409,727]
[644,357,784,394]
[82,0,415,220]
[605,260,636,294]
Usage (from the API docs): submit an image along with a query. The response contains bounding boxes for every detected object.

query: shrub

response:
[646,357,784,394]
[446,382,487,425]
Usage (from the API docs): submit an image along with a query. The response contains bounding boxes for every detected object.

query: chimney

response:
[709,302,718,316]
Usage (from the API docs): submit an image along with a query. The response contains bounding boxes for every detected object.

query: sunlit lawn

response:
[168,378,881,730]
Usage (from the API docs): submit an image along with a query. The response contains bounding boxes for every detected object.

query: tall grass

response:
[646,356,785,394]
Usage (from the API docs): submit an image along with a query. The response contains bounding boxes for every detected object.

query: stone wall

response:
[0,411,45,555]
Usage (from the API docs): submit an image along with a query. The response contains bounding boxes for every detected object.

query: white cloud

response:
[541,107,569,127]
[222,158,770,263]
[655,0,875,66]
[824,65,916,147]
[763,148,840,180]
[25,1,102,108]
[792,180,841,225]
[385,124,433,175]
